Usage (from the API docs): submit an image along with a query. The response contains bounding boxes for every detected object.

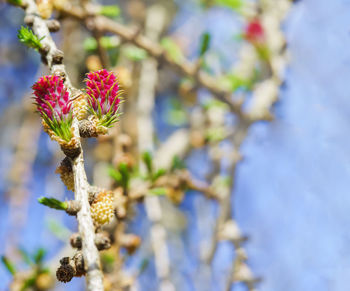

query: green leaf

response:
[171,155,186,172]
[108,167,122,182]
[199,32,211,57]
[99,5,121,18]
[152,168,166,182]
[33,248,46,264]
[118,163,130,190]
[161,37,184,63]
[149,187,167,196]
[142,152,153,175]
[17,26,43,50]
[214,0,243,11]
[18,248,33,266]
[1,256,16,276]
[21,276,36,291]
[108,163,130,190]
[83,36,120,52]
[8,0,22,5]
[123,46,148,61]
[38,197,67,210]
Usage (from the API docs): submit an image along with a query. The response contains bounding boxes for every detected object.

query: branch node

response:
[95,233,111,250]
[79,119,98,138]
[46,19,61,32]
[24,15,34,26]
[70,233,82,249]
[61,145,81,159]
[52,49,64,64]
[65,200,82,216]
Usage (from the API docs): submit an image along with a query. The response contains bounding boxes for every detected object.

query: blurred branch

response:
[58,3,247,119]
[136,5,175,290]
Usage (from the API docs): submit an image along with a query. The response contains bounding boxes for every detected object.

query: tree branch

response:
[14,1,104,289]
[57,4,246,119]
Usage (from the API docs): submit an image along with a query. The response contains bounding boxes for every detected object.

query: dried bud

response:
[85,69,122,132]
[38,43,50,56]
[57,253,86,282]
[24,15,34,26]
[90,191,115,226]
[56,264,74,283]
[46,19,60,32]
[72,252,85,277]
[119,234,141,254]
[166,187,185,204]
[65,200,81,216]
[56,157,74,191]
[70,233,82,249]
[95,233,111,250]
[52,49,64,64]
[79,118,98,138]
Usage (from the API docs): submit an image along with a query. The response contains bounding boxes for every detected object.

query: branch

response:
[13,1,104,290]
[71,120,103,291]
[58,4,246,119]
[136,5,175,290]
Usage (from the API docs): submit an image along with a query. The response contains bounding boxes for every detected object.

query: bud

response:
[244,19,265,45]
[32,75,76,147]
[72,93,88,121]
[243,19,270,60]
[55,157,74,191]
[85,69,122,133]
[90,191,115,226]
[56,264,74,283]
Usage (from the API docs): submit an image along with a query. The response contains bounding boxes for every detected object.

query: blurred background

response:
[1,0,350,290]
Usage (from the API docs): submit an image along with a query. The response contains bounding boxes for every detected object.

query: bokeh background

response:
[1,0,350,290]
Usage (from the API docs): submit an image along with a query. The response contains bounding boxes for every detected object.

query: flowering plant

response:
[32,75,73,142]
[85,69,122,129]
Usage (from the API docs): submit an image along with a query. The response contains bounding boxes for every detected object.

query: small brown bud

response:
[70,233,82,249]
[88,186,103,204]
[52,49,64,64]
[56,264,74,283]
[79,119,98,138]
[95,233,111,250]
[73,252,85,277]
[24,15,34,26]
[40,54,48,65]
[60,257,70,265]
[46,19,61,32]
[56,157,74,191]
[61,145,81,160]
[119,234,141,254]
[65,200,81,216]
[39,43,50,56]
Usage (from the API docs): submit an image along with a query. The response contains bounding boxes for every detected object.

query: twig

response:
[136,5,176,291]
[14,1,104,289]
[57,4,246,119]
